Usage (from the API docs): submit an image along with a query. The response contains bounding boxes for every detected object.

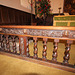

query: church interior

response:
[0,0,75,75]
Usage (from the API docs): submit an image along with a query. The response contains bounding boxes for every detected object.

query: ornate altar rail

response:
[0,26,75,73]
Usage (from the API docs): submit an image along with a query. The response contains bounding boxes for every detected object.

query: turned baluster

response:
[33,37,38,59]
[1,35,3,48]
[0,35,5,50]
[63,40,73,64]
[26,37,30,57]
[12,36,17,54]
[3,35,5,51]
[6,35,10,52]
[52,39,59,62]
[42,38,48,61]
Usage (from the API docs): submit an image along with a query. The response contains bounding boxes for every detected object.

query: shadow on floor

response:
[21,73,40,75]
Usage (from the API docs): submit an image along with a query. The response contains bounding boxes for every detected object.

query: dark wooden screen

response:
[0,5,33,25]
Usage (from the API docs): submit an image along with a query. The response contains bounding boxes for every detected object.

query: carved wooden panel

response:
[27,29,75,39]
[0,28,75,39]
[2,28,24,35]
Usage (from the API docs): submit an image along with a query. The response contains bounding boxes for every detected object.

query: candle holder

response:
[58,7,61,15]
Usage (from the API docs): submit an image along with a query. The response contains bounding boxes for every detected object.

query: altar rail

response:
[0,26,75,73]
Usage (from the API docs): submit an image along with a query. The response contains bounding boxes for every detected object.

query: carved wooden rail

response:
[0,26,75,73]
